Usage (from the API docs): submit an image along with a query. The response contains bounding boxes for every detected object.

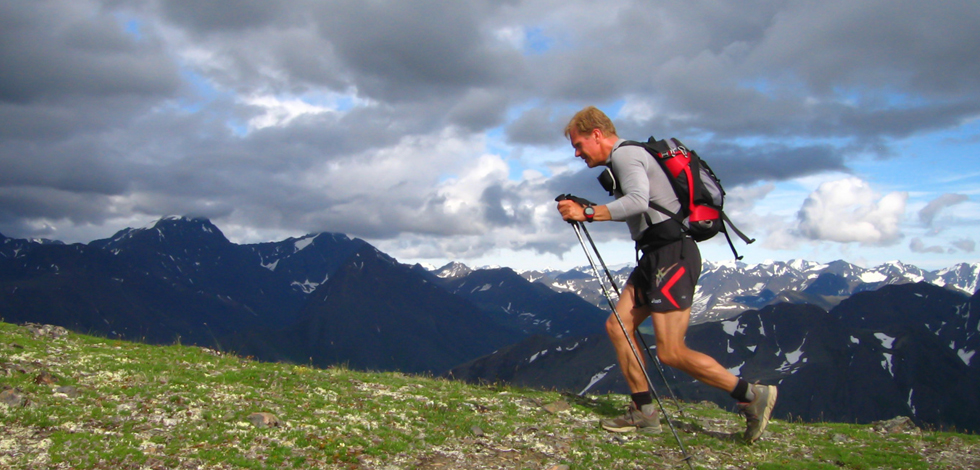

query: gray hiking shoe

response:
[738,383,778,443]
[600,402,662,434]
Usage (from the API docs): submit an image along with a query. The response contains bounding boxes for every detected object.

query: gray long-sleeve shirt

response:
[604,139,682,241]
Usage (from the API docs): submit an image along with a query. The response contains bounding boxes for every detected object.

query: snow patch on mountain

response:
[580,364,617,396]
[959,349,975,366]
[882,353,895,376]
[722,319,740,336]
[294,236,315,252]
[875,332,896,349]
[860,272,888,283]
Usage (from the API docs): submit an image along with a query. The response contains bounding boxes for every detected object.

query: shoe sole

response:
[601,423,663,433]
[601,424,636,433]
[748,385,778,442]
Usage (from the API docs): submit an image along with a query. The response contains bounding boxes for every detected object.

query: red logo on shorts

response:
[659,266,686,309]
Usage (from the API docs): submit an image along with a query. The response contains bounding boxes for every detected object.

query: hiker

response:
[556,106,777,442]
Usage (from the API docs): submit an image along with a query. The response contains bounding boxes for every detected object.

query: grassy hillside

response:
[1,321,977,470]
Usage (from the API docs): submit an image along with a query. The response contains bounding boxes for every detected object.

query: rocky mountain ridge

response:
[506,258,979,323]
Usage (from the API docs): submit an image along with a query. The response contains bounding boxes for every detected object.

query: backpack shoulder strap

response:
[617,138,687,227]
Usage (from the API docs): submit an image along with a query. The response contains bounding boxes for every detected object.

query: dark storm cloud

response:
[743,1,980,97]
[0,186,115,223]
[158,0,289,32]
[697,142,849,187]
[505,107,569,147]
[311,0,524,102]
[481,184,516,227]
[0,1,179,104]
[446,88,512,131]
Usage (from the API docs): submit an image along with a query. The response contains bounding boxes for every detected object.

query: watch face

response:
[584,207,595,216]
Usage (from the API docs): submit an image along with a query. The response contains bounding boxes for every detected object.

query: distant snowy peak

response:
[433,261,473,279]
[788,258,827,272]
[936,262,980,294]
[700,259,979,295]
[501,258,980,324]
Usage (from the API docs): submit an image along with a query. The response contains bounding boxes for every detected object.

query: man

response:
[556,106,777,443]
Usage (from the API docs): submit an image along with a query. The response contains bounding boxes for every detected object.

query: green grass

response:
[1,320,977,469]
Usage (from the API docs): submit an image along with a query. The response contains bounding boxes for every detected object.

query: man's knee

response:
[605,314,625,338]
[657,346,686,369]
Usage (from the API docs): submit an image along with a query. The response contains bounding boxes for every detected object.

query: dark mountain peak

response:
[554,268,592,282]
[0,233,67,259]
[280,241,518,374]
[438,263,606,339]
[85,216,254,297]
[299,242,407,297]
[834,281,970,330]
[459,265,519,280]
[803,272,850,296]
[243,232,368,300]
[2,235,65,246]
[825,259,854,269]
[349,243,398,267]
[91,216,230,253]
[249,232,362,263]
[287,232,354,250]
[821,259,863,277]
[150,216,229,244]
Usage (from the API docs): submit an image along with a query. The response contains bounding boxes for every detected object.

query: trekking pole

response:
[568,220,694,469]
[577,223,686,418]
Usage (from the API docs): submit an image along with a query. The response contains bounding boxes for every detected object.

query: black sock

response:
[730,379,752,402]
[632,391,654,408]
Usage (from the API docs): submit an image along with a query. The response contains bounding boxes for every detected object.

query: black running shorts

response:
[627,237,701,312]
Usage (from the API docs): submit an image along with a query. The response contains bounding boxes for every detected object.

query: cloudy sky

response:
[2,0,978,272]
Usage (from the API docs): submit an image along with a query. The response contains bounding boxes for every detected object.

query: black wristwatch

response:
[583,205,595,222]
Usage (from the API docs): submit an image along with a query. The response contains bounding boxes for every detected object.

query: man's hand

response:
[555,194,608,222]
[557,198,586,222]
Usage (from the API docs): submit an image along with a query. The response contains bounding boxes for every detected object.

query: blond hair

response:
[564,106,617,139]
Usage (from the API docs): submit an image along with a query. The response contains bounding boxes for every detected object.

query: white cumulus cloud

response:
[797,178,907,245]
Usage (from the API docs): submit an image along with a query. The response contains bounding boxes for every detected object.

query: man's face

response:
[569,127,606,168]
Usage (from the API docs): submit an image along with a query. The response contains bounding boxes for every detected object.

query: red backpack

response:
[600,137,755,259]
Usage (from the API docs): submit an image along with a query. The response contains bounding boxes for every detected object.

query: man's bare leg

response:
[600,283,662,433]
[649,307,738,392]
[604,283,653,394]
[602,284,776,441]
[646,295,777,443]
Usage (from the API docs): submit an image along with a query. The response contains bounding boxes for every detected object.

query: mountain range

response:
[2,216,978,432]
[523,258,980,324]
[0,216,605,374]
